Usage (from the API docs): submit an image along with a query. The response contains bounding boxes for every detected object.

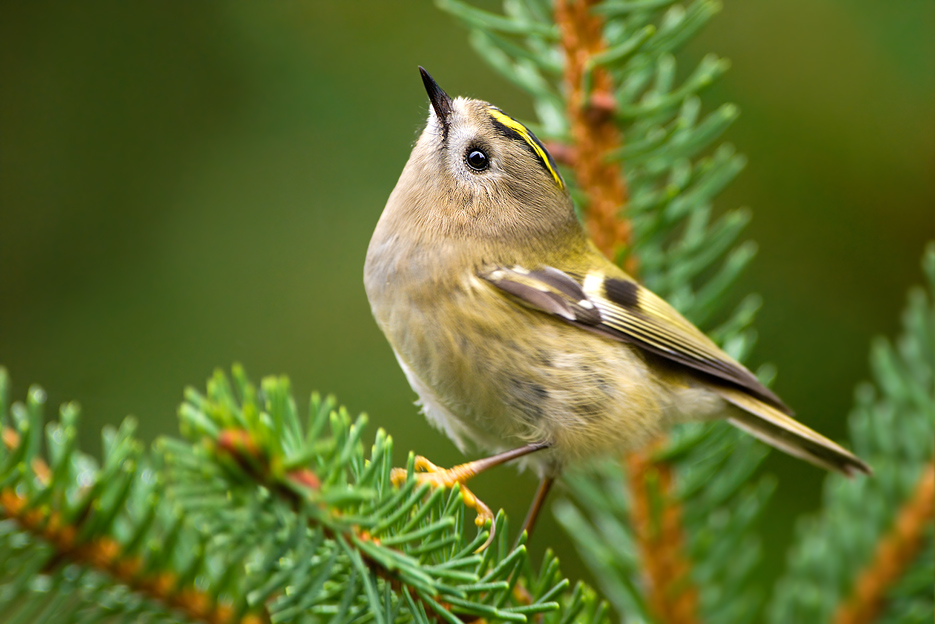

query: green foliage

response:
[0,365,608,623]
[0,380,225,624]
[170,367,605,624]
[1,2,931,623]
[767,245,935,623]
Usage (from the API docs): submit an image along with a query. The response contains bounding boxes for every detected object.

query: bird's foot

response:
[391,455,495,551]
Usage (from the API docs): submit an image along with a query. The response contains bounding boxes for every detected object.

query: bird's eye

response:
[466,148,489,171]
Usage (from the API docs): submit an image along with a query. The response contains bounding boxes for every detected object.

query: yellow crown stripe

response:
[487,108,564,189]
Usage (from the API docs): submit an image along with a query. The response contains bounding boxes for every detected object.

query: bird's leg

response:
[516,475,555,548]
[391,442,551,551]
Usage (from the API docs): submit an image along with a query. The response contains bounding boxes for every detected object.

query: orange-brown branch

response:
[1,421,454,624]
[555,3,696,622]
[626,445,700,624]
[0,427,266,624]
[0,489,266,624]
[833,462,935,624]
[555,0,633,270]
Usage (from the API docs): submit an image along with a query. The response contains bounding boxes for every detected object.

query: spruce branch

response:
[0,376,267,624]
[551,7,700,614]
[0,364,610,623]
[623,444,698,624]
[550,4,724,620]
[166,366,599,624]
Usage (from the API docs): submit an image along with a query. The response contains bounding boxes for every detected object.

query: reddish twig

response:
[626,446,699,624]
[555,0,633,272]
[833,462,935,624]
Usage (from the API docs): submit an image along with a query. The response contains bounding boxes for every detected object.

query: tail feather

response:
[715,386,872,477]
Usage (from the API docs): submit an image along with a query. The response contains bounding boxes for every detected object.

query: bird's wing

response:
[480,264,791,413]
[718,385,870,475]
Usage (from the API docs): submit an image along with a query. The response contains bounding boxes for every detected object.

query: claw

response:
[391,455,496,552]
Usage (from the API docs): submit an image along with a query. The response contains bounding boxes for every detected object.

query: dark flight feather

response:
[480,265,791,413]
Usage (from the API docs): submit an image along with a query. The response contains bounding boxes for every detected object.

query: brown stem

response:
[833,462,935,624]
[554,3,696,621]
[555,0,634,272]
[1,427,266,624]
[626,446,699,624]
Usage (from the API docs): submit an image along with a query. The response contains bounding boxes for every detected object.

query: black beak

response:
[419,67,453,132]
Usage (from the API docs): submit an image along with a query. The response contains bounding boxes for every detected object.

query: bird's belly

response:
[391,298,680,468]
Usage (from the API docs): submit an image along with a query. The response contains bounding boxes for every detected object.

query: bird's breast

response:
[371,268,678,466]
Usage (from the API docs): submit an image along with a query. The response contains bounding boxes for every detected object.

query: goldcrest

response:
[364,68,870,543]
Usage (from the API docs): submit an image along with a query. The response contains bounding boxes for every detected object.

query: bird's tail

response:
[715,386,872,476]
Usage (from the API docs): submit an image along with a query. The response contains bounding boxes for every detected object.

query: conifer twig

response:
[1,426,267,624]
[555,0,632,270]
[833,462,935,624]
[2,366,597,624]
[213,428,455,624]
[554,2,697,621]
[625,445,699,624]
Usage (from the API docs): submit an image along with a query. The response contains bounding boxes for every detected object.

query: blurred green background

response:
[2,0,932,594]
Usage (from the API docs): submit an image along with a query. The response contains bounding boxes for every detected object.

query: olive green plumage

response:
[364,69,870,481]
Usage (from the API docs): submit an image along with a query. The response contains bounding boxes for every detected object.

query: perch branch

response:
[214,429,455,623]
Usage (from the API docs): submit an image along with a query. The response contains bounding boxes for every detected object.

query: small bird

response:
[364,68,870,548]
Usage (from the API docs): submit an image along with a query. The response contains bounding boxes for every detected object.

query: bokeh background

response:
[2,0,933,594]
